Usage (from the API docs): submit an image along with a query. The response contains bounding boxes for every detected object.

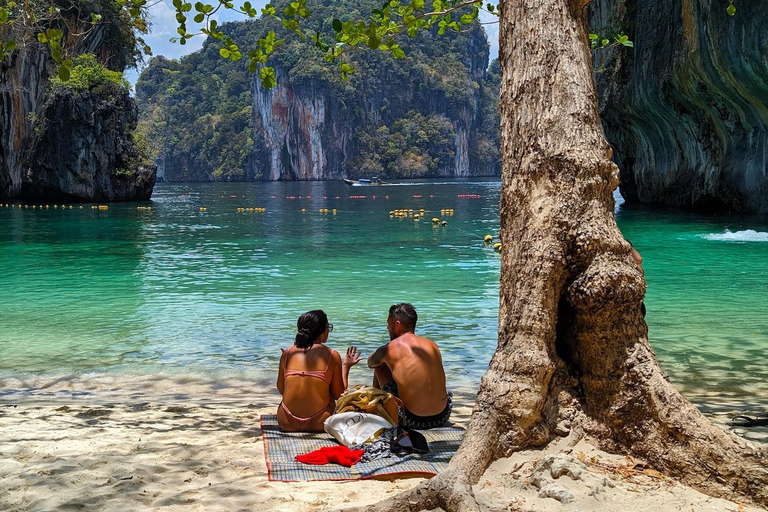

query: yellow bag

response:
[334,385,402,425]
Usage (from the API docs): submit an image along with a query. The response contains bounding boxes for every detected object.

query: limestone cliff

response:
[0,5,153,202]
[251,70,347,180]
[591,0,768,213]
[22,86,155,202]
[0,34,53,199]
[251,26,497,181]
[137,6,500,182]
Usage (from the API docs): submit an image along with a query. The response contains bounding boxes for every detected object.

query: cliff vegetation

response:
[136,0,500,181]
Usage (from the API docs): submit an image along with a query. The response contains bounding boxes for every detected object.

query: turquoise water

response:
[1,181,766,417]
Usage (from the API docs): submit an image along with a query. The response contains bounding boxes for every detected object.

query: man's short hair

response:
[389,303,417,331]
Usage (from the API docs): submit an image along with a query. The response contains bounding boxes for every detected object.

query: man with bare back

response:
[368,303,452,429]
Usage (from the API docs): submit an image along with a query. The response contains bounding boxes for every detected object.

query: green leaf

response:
[91,13,102,23]
[37,33,48,43]
[460,14,474,24]
[601,38,609,46]
[0,9,7,25]
[230,51,241,61]
[58,65,70,81]
[622,40,634,47]
[249,59,257,73]
[220,48,230,58]
[5,40,17,52]
[259,66,277,89]
[194,13,204,22]
[726,4,736,15]
[176,12,186,23]
[413,0,425,9]
[588,33,598,40]
[332,19,342,32]
[391,45,405,59]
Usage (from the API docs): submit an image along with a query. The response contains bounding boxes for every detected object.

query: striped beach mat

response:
[260,414,464,482]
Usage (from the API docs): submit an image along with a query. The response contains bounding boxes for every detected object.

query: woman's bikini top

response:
[283,345,334,384]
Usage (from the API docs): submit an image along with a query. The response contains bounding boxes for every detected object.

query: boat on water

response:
[342,177,390,186]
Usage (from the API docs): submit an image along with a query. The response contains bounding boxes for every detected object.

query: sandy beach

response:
[1,383,765,512]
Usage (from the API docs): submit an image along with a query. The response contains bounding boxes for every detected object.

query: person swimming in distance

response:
[277,310,361,432]
[368,303,452,429]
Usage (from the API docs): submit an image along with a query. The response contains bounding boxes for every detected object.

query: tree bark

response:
[341,1,768,510]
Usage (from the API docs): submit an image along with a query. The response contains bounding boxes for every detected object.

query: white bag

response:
[324,412,392,447]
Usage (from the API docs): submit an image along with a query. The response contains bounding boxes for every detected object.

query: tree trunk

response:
[342,1,768,510]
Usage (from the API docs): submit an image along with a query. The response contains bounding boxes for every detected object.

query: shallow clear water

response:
[1,181,766,417]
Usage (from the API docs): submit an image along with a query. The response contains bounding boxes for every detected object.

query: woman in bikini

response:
[277,310,361,432]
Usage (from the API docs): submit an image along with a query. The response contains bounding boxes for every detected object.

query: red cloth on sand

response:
[295,446,365,467]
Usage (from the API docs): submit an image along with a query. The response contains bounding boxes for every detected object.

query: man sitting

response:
[368,303,452,429]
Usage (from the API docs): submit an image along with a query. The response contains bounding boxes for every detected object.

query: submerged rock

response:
[22,86,155,202]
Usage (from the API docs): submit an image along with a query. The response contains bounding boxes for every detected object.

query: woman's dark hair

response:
[295,310,329,349]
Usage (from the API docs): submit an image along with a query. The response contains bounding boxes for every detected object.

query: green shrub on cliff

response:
[51,54,130,94]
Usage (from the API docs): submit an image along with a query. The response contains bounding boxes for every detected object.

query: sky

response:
[125,0,500,86]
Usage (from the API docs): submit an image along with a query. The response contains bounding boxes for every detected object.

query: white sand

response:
[0,391,765,512]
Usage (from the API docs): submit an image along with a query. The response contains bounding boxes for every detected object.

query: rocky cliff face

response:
[251,70,347,180]
[591,0,768,213]
[249,26,498,181]
[0,36,53,199]
[0,19,154,202]
[252,57,495,180]
[22,87,155,202]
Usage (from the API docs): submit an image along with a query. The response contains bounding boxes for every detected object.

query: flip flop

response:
[731,415,768,427]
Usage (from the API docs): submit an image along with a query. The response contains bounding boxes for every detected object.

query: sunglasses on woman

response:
[328,323,333,333]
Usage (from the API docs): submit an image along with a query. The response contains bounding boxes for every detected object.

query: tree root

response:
[336,468,481,512]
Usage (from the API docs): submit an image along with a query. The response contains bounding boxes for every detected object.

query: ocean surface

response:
[1,180,766,420]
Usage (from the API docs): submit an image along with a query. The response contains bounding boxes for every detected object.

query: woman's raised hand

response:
[343,346,362,367]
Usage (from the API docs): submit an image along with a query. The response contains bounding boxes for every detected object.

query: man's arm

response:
[367,344,389,369]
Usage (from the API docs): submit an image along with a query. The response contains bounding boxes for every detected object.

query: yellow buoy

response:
[432,218,439,223]
[484,234,493,243]
[332,209,337,215]
[493,243,502,252]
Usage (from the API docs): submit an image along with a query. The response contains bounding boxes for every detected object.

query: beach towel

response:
[260,414,464,482]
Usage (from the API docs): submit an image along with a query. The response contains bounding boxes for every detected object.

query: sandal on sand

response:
[731,414,768,427]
